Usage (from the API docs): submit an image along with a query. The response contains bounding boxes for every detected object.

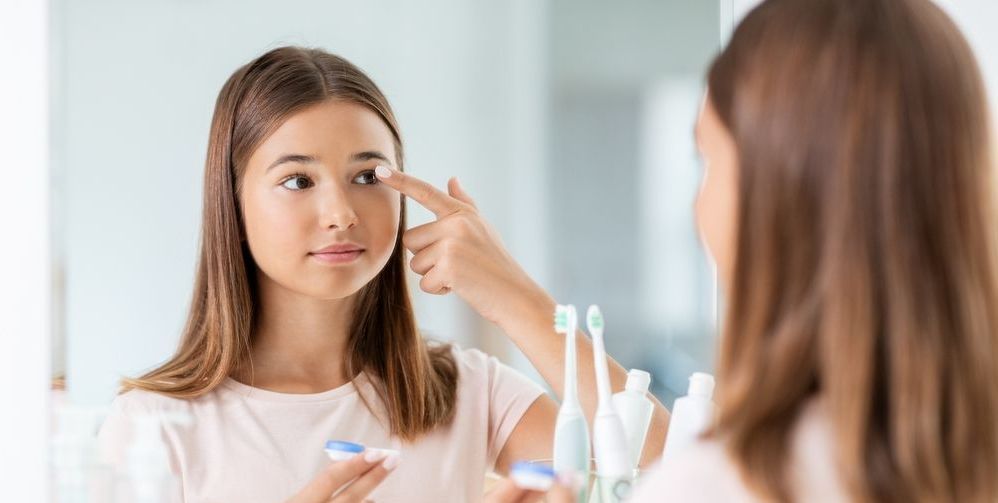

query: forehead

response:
[250,99,396,165]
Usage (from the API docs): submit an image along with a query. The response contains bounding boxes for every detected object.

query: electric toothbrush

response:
[586,305,632,502]
[553,304,591,501]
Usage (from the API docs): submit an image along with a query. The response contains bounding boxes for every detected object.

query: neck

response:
[233,269,357,393]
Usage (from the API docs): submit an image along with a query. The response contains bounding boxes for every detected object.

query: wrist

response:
[493,281,556,337]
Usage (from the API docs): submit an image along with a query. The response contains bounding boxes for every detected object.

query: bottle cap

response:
[624,369,651,393]
[688,372,715,399]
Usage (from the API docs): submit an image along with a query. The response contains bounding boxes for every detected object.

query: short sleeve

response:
[96,391,182,477]
[96,394,140,468]
[628,440,757,503]
[453,347,546,469]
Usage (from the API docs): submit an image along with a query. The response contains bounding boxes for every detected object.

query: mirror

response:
[51,0,722,409]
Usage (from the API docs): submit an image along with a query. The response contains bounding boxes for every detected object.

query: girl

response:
[630,0,998,501]
[97,47,667,502]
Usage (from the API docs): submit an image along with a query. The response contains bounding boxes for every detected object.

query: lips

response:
[311,243,364,254]
[309,243,365,265]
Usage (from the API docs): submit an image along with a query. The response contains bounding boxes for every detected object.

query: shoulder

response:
[449,345,491,370]
[109,388,182,413]
[632,400,848,503]
[446,344,545,395]
[445,344,499,380]
[105,386,219,420]
[630,439,759,503]
[448,345,526,381]
[97,388,201,466]
[787,400,849,501]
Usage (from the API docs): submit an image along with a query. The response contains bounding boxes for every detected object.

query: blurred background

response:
[3,0,998,499]
[41,0,998,425]
[49,0,722,409]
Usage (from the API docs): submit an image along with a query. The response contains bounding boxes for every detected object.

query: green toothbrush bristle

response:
[554,306,569,332]
[588,312,603,329]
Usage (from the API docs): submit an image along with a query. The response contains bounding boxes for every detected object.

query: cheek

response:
[695,168,721,257]
[695,165,738,285]
[242,190,309,264]
[357,189,401,253]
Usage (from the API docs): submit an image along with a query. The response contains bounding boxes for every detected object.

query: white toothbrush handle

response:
[564,328,580,404]
[591,330,613,408]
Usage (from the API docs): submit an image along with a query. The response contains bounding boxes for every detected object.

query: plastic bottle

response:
[611,369,654,473]
[662,372,716,459]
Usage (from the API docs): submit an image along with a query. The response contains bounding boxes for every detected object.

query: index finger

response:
[374,165,463,218]
[289,453,384,503]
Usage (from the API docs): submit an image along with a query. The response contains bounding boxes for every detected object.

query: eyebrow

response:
[265,151,393,173]
[350,151,392,164]
[266,154,317,173]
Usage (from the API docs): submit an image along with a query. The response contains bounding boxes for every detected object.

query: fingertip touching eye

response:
[353,170,379,185]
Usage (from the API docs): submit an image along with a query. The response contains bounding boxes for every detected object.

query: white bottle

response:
[611,369,654,473]
[662,372,717,459]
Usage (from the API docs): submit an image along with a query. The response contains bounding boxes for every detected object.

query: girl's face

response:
[694,96,739,294]
[240,99,401,300]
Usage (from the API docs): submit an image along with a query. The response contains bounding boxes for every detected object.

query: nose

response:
[319,184,359,230]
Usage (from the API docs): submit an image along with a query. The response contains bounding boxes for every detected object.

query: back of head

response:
[707,0,998,501]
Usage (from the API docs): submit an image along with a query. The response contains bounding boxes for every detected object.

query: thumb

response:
[447,177,478,209]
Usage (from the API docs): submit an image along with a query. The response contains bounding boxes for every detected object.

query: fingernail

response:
[382,453,401,471]
[363,449,387,463]
[375,165,392,178]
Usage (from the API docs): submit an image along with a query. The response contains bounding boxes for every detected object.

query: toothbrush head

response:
[554,304,578,334]
[586,305,604,335]
[554,305,570,333]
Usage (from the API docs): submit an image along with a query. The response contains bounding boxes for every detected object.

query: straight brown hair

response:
[121,46,457,440]
[708,0,998,501]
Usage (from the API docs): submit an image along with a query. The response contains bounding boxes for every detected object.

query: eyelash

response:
[280,170,379,191]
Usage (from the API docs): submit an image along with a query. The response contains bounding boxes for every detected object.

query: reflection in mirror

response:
[47,0,721,500]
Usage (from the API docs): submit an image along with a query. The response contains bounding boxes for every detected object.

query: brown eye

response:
[353,171,378,185]
[281,174,313,191]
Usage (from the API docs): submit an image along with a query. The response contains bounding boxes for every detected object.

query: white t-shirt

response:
[629,400,849,503]
[97,346,545,503]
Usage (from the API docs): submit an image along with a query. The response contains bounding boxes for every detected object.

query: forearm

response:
[496,287,670,468]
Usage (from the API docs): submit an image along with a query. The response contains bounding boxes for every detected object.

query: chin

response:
[305,275,377,301]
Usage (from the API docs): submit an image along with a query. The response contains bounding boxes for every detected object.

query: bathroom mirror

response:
[50,0,723,410]
[18,0,994,498]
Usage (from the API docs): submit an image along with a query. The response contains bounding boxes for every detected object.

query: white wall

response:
[721,0,763,45]
[56,0,548,406]
[0,0,52,499]
[935,1,998,138]
[546,0,720,399]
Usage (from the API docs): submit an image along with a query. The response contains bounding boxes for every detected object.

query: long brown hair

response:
[122,47,457,440]
[708,0,998,501]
